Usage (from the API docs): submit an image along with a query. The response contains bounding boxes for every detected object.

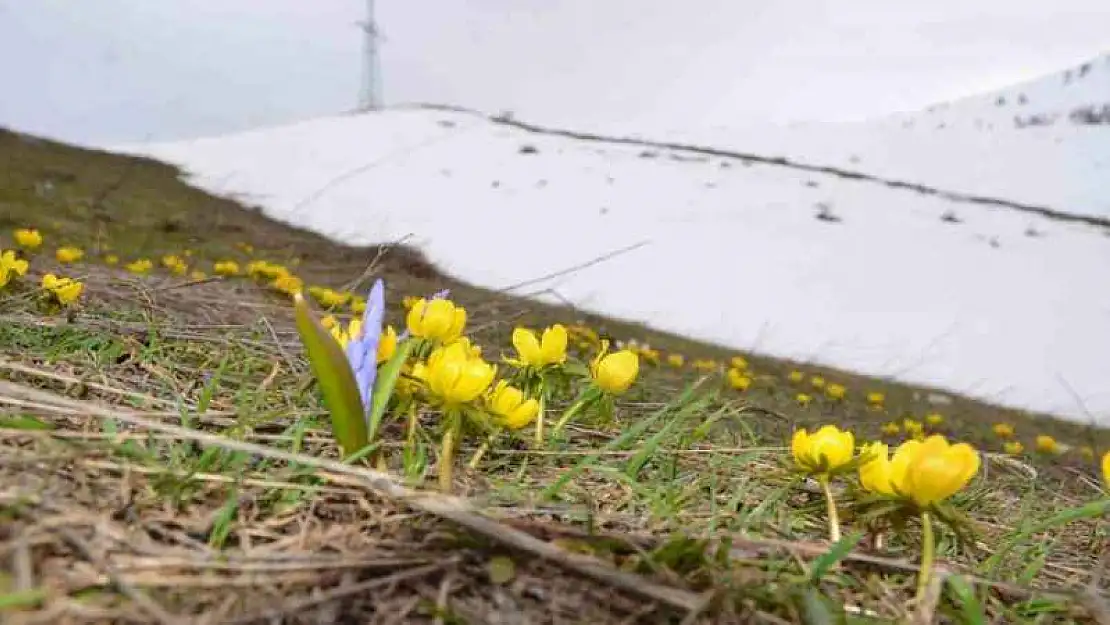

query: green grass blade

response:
[367,339,414,444]
[809,529,863,582]
[945,575,986,625]
[293,293,367,458]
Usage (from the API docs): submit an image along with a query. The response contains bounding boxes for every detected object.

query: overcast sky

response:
[1,0,1108,144]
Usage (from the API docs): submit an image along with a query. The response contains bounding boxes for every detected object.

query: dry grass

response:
[1,126,1108,623]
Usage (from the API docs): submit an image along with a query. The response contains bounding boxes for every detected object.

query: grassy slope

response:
[0,127,1107,623]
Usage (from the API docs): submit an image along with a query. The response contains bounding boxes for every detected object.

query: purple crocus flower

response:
[345,279,386,420]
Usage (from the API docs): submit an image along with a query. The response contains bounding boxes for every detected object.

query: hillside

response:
[116,108,1110,423]
[2,123,1109,623]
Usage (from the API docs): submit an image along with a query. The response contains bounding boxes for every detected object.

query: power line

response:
[357,0,382,110]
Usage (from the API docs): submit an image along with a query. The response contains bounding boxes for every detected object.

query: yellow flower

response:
[590,342,639,394]
[13,229,42,251]
[350,296,366,314]
[730,356,749,370]
[190,270,207,281]
[247,260,286,279]
[639,347,661,365]
[104,254,119,265]
[992,423,1015,438]
[406,298,467,343]
[402,295,419,309]
[692,359,718,372]
[126,259,153,275]
[810,376,826,389]
[666,353,685,368]
[858,442,894,494]
[512,324,568,367]
[727,368,752,391]
[867,391,885,406]
[1078,446,1095,460]
[925,413,944,426]
[860,435,979,507]
[55,246,84,264]
[271,273,303,296]
[213,260,240,276]
[1035,435,1060,455]
[791,425,854,474]
[0,250,29,286]
[41,273,83,305]
[903,419,924,439]
[1003,441,1024,455]
[308,286,350,308]
[788,370,804,383]
[825,383,846,401]
[1102,450,1109,489]
[320,315,339,330]
[415,340,496,405]
[795,392,813,407]
[881,422,901,436]
[377,325,398,363]
[161,255,188,275]
[486,380,539,430]
[237,242,254,254]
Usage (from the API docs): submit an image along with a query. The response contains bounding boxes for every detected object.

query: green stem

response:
[467,429,499,469]
[820,476,841,542]
[551,387,597,434]
[438,409,461,492]
[917,510,935,602]
[533,382,547,447]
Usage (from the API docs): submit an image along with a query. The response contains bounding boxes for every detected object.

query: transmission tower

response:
[357,0,382,110]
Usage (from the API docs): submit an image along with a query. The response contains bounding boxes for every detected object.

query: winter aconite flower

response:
[406,297,467,343]
[858,435,979,507]
[881,422,901,436]
[42,274,83,305]
[377,326,398,363]
[788,370,804,383]
[825,383,847,401]
[992,423,1015,438]
[795,393,813,407]
[126,259,153,275]
[730,356,748,370]
[1004,441,1024,455]
[213,260,240,276]
[512,324,568,367]
[727,368,752,391]
[590,342,639,395]
[1102,450,1109,490]
[162,255,188,275]
[104,254,119,265]
[666,353,685,368]
[487,380,540,430]
[1035,435,1060,455]
[0,250,29,287]
[308,286,350,309]
[925,413,944,426]
[415,340,496,406]
[56,246,84,264]
[13,229,42,251]
[810,376,826,389]
[867,391,885,406]
[792,425,854,475]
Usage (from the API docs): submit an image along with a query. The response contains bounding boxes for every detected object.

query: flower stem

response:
[551,387,597,434]
[916,511,935,602]
[438,410,461,492]
[533,383,547,447]
[820,476,841,542]
[467,430,499,469]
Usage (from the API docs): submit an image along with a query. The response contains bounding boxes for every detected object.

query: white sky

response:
[1,0,1108,143]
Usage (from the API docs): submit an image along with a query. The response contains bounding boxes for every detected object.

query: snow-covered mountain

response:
[631,53,1110,221]
[895,52,1110,129]
[118,107,1110,424]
